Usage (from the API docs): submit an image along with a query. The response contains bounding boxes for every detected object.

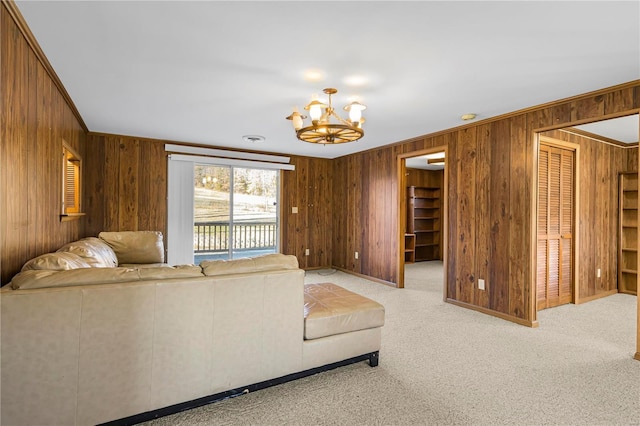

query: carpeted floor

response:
[145,261,639,425]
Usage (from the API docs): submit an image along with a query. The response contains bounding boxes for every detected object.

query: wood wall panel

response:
[627,147,638,172]
[488,120,511,316]
[1,4,87,285]
[85,134,166,238]
[332,149,398,283]
[405,168,443,188]
[455,128,476,305]
[474,125,491,309]
[508,115,529,318]
[280,155,332,269]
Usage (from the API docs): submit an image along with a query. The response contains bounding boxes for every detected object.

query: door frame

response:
[532,109,640,360]
[396,146,448,297]
[535,136,580,311]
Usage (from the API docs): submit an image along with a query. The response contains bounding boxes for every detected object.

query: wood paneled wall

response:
[405,168,444,189]
[280,156,333,269]
[1,3,87,285]
[332,150,399,282]
[539,130,638,302]
[334,82,640,325]
[84,134,167,237]
[85,133,333,269]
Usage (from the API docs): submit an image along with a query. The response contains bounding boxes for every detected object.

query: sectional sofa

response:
[1,231,385,425]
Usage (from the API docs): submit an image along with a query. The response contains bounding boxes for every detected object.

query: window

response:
[166,149,294,265]
[194,164,279,263]
[61,142,83,221]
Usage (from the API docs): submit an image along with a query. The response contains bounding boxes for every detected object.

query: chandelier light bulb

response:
[305,100,325,122]
[345,101,366,124]
[286,107,307,131]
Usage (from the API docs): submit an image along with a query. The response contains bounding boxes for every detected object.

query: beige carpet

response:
[146,261,639,425]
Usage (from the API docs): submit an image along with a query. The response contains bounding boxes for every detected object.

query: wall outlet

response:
[292,206,298,214]
[597,268,601,278]
[355,251,359,259]
[478,278,485,290]
[305,248,309,256]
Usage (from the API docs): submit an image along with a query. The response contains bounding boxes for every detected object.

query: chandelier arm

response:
[328,109,353,126]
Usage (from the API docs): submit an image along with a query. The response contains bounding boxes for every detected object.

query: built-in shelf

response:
[618,172,638,295]
[407,186,441,261]
[404,233,415,263]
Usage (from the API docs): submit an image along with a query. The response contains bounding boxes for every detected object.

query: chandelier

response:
[286,88,367,144]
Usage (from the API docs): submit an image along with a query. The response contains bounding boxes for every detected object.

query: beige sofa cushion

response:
[57,237,118,268]
[99,231,165,264]
[119,263,172,269]
[10,265,205,290]
[11,268,141,290]
[21,252,91,272]
[138,265,204,280]
[303,283,385,340]
[200,253,299,277]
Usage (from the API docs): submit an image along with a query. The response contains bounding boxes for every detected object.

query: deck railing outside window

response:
[194,221,277,253]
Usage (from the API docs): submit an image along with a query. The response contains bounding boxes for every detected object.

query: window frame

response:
[60,141,85,221]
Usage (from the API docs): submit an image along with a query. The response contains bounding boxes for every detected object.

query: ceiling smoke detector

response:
[242,135,265,143]
[461,113,477,121]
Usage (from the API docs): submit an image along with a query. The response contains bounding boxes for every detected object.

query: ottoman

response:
[302,283,385,369]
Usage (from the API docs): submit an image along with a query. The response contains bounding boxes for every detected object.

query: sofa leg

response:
[368,351,379,367]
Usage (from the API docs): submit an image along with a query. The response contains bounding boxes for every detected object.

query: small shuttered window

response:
[62,142,83,219]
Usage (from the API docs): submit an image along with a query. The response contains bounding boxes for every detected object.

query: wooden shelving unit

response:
[619,172,638,295]
[407,186,441,261]
[404,233,415,263]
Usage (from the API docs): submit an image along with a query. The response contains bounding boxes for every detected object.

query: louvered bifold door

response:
[537,144,574,310]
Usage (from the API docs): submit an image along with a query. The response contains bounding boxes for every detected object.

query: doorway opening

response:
[533,113,639,318]
[397,148,448,293]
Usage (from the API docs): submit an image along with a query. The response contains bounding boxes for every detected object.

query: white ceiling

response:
[573,114,639,144]
[406,153,445,171]
[15,1,640,159]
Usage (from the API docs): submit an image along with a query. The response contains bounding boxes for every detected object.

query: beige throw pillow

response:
[98,231,165,264]
[21,252,91,272]
[57,237,118,268]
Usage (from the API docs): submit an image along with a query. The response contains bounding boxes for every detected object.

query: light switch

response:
[292,206,298,214]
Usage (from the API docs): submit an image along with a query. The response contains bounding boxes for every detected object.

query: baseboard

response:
[331,266,398,288]
[575,289,618,304]
[99,352,379,426]
[445,298,538,328]
[303,265,333,271]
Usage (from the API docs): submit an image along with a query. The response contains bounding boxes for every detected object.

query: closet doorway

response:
[536,139,577,310]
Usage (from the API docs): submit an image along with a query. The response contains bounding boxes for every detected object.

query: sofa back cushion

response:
[57,237,118,268]
[21,252,91,272]
[11,267,142,290]
[11,264,208,290]
[200,253,299,277]
[99,231,165,265]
